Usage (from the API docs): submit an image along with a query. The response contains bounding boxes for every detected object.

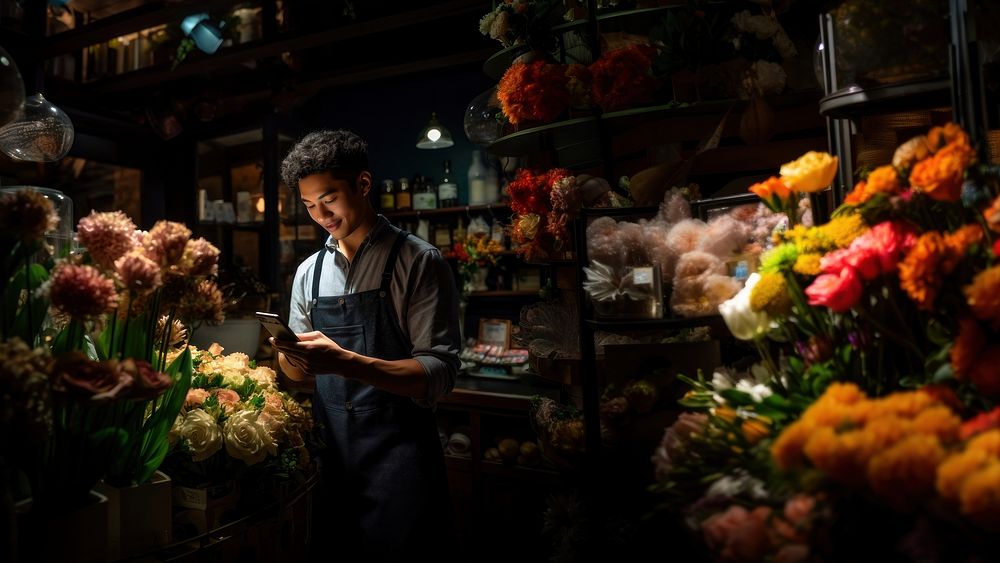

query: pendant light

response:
[416,112,454,149]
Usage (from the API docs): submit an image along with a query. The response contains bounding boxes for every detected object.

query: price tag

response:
[632,267,653,285]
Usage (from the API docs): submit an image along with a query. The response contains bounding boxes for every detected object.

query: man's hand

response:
[271,331,355,377]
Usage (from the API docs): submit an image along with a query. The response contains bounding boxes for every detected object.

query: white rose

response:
[718,273,771,341]
[223,410,277,466]
[248,366,277,389]
[222,352,250,371]
[179,408,223,461]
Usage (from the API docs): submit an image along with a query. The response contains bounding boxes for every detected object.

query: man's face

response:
[298,170,371,241]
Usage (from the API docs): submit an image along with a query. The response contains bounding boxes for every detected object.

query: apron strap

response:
[380,230,409,294]
[311,247,326,304]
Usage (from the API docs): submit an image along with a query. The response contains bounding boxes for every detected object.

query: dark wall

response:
[298,62,496,203]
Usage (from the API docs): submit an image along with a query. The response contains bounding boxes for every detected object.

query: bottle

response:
[437,160,458,208]
[395,177,412,210]
[433,220,452,252]
[413,174,437,210]
[380,179,395,211]
[484,155,500,204]
[467,150,487,205]
[454,217,466,243]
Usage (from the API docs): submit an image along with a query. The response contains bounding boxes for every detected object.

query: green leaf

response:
[787,356,804,375]
[925,319,952,347]
[718,388,755,407]
[931,363,954,383]
[137,347,193,483]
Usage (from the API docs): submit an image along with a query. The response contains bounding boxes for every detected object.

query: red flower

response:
[498,60,571,125]
[960,407,1000,440]
[589,45,658,112]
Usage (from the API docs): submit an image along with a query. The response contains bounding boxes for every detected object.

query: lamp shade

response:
[416,112,454,149]
[190,21,224,54]
[181,13,210,36]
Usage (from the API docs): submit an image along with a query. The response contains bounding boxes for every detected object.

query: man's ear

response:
[358,171,373,197]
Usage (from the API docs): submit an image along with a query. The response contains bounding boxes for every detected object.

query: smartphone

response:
[255,312,300,342]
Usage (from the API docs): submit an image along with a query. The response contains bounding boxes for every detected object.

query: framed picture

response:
[478,318,512,350]
[691,193,762,222]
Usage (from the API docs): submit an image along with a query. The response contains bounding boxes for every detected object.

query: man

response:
[272,129,461,559]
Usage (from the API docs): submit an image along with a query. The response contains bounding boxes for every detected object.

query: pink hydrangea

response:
[48,263,118,321]
[76,211,139,271]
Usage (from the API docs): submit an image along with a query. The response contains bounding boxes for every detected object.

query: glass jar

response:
[829,0,949,91]
[0,186,74,257]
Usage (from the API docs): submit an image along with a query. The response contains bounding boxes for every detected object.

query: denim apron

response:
[310,229,450,558]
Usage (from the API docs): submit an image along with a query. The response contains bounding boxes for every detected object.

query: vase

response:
[173,480,240,535]
[471,268,489,292]
[15,490,109,563]
[95,470,172,560]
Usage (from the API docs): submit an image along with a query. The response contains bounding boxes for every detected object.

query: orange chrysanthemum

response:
[926,122,971,152]
[951,317,987,380]
[498,60,571,125]
[846,165,901,205]
[964,265,1000,327]
[898,232,948,310]
[909,142,976,202]
[868,434,946,507]
[984,196,1000,234]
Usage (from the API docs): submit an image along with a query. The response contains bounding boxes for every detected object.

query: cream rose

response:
[223,410,277,465]
[179,408,223,461]
[248,366,277,389]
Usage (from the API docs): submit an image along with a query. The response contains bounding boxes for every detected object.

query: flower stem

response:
[854,305,924,363]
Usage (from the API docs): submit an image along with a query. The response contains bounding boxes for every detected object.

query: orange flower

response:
[951,317,987,380]
[909,142,976,202]
[742,419,771,445]
[965,265,1000,327]
[845,165,901,205]
[497,60,571,125]
[867,434,945,507]
[749,176,793,202]
[843,181,868,205]
[984,196,1000,234]
[926,122,971,152]
[898,232,948,310]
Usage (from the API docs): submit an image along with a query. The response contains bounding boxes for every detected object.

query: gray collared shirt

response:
[288,215,461,406]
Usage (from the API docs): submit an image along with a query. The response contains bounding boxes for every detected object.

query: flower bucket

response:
[173,480,240,534]
[14,490,109,563]
[95,470,172,560]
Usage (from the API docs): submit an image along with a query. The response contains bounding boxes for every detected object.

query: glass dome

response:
[0,186,74,257]
[463,87,504,147]
[0,93,75,162]
[0,45,25,129]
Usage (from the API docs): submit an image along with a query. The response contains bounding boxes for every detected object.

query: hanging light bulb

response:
[416,112,454,149]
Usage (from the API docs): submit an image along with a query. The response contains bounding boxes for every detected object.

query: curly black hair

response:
[280,129,369,189]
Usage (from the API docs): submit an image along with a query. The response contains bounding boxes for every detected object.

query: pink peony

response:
[115,250,162,292]
[121,358,172,400]
[185,388,210,408]
[805,267,863,312]
[51,353,133,401]
[48,263,119,321]
[76,211,139,271]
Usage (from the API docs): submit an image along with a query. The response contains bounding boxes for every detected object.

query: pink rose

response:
[185,388,211,408]
[703,505,773,562]
[821,246,880,280]
[213,388,241,411]
[805,267,863,312]
[853,221,917,273]
[783,494,816,527]
[51,353,132,400]
[122,359,172,400]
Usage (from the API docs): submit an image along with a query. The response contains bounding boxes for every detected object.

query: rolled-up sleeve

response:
[403,248,461,405]
[288,256,315,334]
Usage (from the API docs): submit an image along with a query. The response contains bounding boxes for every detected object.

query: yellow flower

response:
[867,434,945,506]
[780,151,839,193]
[749,272,792,316]
[937,448,990,501]
[965,266,1000,328]
[793,253,822,276]
[819,214,868,249]
[804,428,868,485]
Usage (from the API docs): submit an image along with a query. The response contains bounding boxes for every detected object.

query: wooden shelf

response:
[445,455,473,472]
[466,290,538,298]
[819,78,951,119]
[196,222,266,231]
[585,314,726,331]
[439,375,561,412]
[382,202,510,220]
